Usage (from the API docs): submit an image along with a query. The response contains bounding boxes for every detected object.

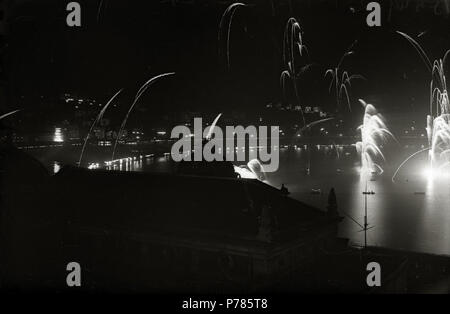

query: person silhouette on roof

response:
[280,183,289,196]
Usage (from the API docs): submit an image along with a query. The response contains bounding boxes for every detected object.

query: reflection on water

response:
[53,161,61,174]
[264,147,450,255]
[47,144,450,255]
[53,127,64,143]
[107,155,172,173]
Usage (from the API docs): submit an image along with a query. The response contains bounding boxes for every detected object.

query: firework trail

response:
[294,117,335,137]
[97,0,108,23]
[282,18,309,73]
[111,72,175,161]
[392,147,430,182]
[218,3,247,69]
[78,89,123,166]
[397,31,432,72]
[206,113,222,140]
[0,110,20,121]
[325,40,365,112]
[280,17,312,128]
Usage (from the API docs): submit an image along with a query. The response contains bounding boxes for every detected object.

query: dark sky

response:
[4,0,450,119]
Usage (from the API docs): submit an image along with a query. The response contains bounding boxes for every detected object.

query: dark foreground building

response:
[0,148,410,293]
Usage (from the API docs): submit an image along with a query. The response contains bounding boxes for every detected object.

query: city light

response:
[53,127,64,143]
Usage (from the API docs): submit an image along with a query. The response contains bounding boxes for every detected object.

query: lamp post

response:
[362,180,375,249]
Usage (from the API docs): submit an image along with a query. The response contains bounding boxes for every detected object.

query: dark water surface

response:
[38,144,450,255]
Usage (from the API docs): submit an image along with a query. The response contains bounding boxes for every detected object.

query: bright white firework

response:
[355,100,394,176]
[392,32,450,181]
[280,17,311,127]
[427,52,450,173]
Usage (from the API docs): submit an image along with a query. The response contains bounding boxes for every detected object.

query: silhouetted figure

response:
[280,183,289,196]
[327,187,338,217]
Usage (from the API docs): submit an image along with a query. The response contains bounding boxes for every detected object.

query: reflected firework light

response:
[247,158,266,181]
[53,161,61,174]
[53,127,64,143]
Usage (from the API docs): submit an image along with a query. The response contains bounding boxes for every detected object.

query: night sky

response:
[3,0,450,120]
